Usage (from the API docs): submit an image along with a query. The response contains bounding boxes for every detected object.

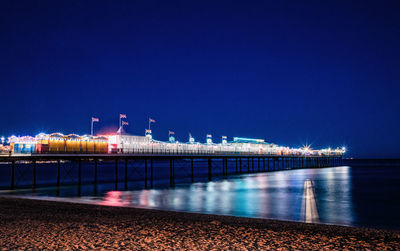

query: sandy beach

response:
[0,197,399,250]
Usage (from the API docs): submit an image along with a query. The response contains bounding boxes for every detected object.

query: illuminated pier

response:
[5,133,345,157]
[0,132,344,192]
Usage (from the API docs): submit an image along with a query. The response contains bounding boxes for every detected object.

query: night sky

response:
[1,1,399,158]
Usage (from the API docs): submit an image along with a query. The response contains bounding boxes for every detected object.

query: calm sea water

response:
[1,159,399,229]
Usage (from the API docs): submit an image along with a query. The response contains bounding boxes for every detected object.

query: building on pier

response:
[105,134,150,153]
[8,136,36,154]
[8,133,108,154]
[230,137,282,155]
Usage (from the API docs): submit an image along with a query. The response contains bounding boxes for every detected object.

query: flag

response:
[169,131,174,135]
[120,114,127,119]
[149,118,155,123]
[207,134,212,137]
[145,129,152,133]
[92,117,99,122]
[122,121,129,126]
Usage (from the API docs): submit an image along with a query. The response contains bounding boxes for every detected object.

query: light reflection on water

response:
[99,166,354,226]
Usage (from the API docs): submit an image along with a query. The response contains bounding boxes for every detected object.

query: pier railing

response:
[2,148,344,157]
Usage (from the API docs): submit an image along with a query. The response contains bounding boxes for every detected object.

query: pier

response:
[0,152,343,193]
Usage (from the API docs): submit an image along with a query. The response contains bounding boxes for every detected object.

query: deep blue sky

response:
[1,1,399,158]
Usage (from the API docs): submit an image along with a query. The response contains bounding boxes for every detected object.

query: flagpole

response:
[91,119,93,136]
[149,119,151,131]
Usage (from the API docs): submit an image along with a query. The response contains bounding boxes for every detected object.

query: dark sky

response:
[1,0,399,158]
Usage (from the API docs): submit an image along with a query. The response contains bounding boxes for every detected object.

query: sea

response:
[0,158,399,230]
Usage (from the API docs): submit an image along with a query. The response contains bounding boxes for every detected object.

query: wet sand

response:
[0,197,399,250]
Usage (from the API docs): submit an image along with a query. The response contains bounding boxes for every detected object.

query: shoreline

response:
[0,194,386,230]
[0,197,399,249]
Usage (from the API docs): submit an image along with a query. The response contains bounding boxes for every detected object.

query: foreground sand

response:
[0,197,399,250]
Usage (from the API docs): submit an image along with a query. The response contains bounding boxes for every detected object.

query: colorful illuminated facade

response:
[8,133,108,154]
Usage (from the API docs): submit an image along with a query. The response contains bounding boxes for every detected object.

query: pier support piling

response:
[170,159,175,187]
[78,159,81,196]
[224,158,227,177]
[124,158,128,191]
[10,160,15,190]
[114,158,118,191]
[208,158,212,181]
[225,158,228,177]
[32,160,36,191]
[235,158,238,174]
[191,158,194,182]
[150,158,153,188]
[56,160,60,196]
[94,158,98,195]
[263,158,266,172]
[144,159,148,189]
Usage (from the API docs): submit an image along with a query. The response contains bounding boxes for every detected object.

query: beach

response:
[0,197,399,250]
